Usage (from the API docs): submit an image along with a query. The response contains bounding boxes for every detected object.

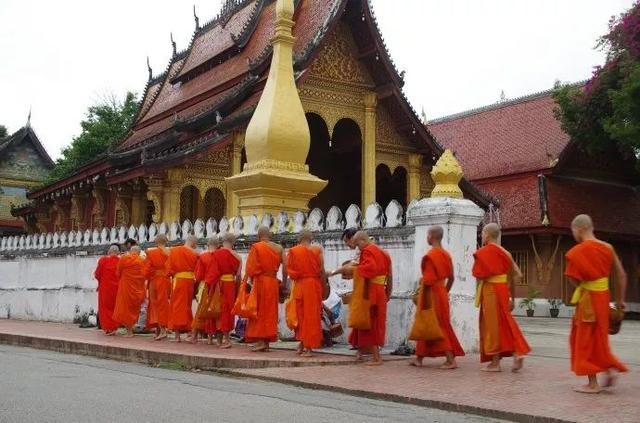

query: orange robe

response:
[205,248,241,333]
[166,245,198,332]
[112,253,146,328]
[287,245,323,349]
[245,241,282,343]
[473,243,531,362]
[94,255,120,333]
[144,247,170,329]
[349,243,391,348]
[565,240,627,376]
[193,250,216,335]
[415,247,465,358]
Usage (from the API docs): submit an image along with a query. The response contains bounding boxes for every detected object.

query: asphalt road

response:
[0,345,505,423]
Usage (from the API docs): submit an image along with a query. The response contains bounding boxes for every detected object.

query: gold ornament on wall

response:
[430,149,464,199]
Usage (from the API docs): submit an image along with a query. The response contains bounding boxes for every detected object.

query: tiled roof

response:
[0,126,54,168]
[428,89,569,181]
[475,175,542,230]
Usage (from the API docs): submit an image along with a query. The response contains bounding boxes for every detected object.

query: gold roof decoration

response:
[430,149,464,199]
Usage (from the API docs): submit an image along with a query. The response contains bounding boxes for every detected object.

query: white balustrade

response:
[218,217,229,235]
[193,219,205,239]
[60,232,68,248]
[148,223,157,242]
[231,216,244,234]
[246,215,259,236]
[364,202,384,229]
[52,232,60,248]
[117,226,127,244]
[205,218,217,238]
[293,210,306,233]
[326,206,344,231]
[385,200,404,228]
[169,221,180,241]
[260,213,273,230]
[181,219,193,239]
[307,208,324,232]
[138,224,148,243]
[100,228,109,244]
[92,229,100,245]
[276,212,289,234]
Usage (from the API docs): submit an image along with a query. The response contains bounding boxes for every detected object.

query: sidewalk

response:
[0,318,638,423]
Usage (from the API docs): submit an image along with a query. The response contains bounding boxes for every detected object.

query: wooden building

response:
[429,89,640,307]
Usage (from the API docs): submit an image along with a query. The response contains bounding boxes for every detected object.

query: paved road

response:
[0,345,505,423]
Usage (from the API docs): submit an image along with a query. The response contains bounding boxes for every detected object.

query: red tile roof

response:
[429,90,569,181]
[476,175,542,230]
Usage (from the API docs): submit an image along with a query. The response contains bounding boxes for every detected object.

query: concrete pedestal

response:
[408,197,485,352]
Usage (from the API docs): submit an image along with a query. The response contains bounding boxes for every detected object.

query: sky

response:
[0,0,635,159]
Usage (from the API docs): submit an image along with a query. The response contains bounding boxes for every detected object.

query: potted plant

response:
[519,289,542,317]
[548,298,562,318]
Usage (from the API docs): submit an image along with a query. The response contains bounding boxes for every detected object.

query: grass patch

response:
[157,361,187,371]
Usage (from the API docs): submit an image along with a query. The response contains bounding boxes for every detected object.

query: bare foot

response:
[481,364,502,372]
[365,360,384,366]
[155,332,167,341]
[512,356,524,373]
[439,362,457,370]
[123,333,135,338]
[355,352,364,362]
[219,342,232,349]
[296,343,304,355]
[603,371,618,388]
[574,385,602,394]
[301,351,314,358]
[251,344,268,352]
[409,359,423,367]
[105,331,116,336]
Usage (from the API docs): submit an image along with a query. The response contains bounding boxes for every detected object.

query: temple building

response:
[0,123,54,235]
[429,88,640,308]
[12,0,491,233]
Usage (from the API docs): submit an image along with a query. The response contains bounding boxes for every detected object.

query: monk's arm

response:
[280,248,287,289]
[386,253,393,301]
[509,257,523,306]
[611,249,627,307]
[94,259,102,281]
[446,264,456,292]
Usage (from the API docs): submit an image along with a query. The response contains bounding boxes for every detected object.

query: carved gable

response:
[0,138,50,182]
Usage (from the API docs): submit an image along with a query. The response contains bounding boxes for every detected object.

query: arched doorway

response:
[204,188,226,221]
[376,164,407,211]
[307,114,362,212]
[180,185,201,222]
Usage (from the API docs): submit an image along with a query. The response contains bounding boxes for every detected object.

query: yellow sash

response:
[370,275,387,285]
[196,281,206,303]
[570,277,609,305]
[172,271,195,290]
[220,274,235,282]
[475,274,508,308]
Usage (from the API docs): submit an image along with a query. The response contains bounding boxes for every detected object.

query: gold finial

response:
[430,149,464,199]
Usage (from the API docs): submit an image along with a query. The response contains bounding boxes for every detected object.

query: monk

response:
[112,246,146,337]
[565,214,628,393]
[205,232,242,348]
[287,230,326,357]
[144,234,171,341]
[473,223,531,372]
[166,235,199,342]
[244,226,285,352]
[94,245,120,335]
[410,226,465,369]
[190,237,219,345]
[334,231,392,365]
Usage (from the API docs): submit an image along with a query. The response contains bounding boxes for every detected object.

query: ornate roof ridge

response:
[0,125,54,167]
[365,0,405,87]
[231,0,266,49]
[428,82,585,125]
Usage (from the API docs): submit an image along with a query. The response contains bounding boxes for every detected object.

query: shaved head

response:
[482,223,501,245]
[207,236,220,249]
[571,214,593,230]
[222,232,236,245]
[258,226,271,240]
[428,226,443,241]
[298,229,313,243]
[571,214,595,243]
[155,234,168,246]
[108,245,120,255]
[129,245,141,254]
[185,234,198,248]
[352,230,370,250]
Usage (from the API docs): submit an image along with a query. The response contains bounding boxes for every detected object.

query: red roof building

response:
[430,89,640,306]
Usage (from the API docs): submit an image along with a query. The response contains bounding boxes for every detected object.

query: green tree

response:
[0,125,7,139]
[47,92,138,183]
[554,1,640,157]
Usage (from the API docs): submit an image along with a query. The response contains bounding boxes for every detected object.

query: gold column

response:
[130,181,147,226]
[225,0,326,217]
[362,92,377,208]
[162,169,183,223]
[408,153,423,203]
[226,132,244,217]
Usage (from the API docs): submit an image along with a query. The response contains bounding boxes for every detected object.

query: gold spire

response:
[225,0,326,217]
[430,149,464,199]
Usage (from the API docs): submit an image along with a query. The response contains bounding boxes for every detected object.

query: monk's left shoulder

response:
[268,241,283,253]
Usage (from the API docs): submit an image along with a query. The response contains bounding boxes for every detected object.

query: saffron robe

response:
[205,248,240,333]
[94,255,120,333]
[287,245,323,349]
[144,247,170,329]
[473,243,531,362]
[245,241,282,343]
[192,250,216,335]
[166,245,198,332]
[112,253,146,328]
[415,247,465,358]
[349,243,391,348]
[565,240,628,376]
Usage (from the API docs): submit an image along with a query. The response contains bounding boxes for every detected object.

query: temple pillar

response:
[226,132,243,218]
[130,181,148,226]
[408,150,484,352]
[407,153,422,204]
[163,169,183,223]
[362,92,377,208]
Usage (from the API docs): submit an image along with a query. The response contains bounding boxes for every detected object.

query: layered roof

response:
[0,125,54,169]
[429,89,569,181]
[29,0,491,207]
